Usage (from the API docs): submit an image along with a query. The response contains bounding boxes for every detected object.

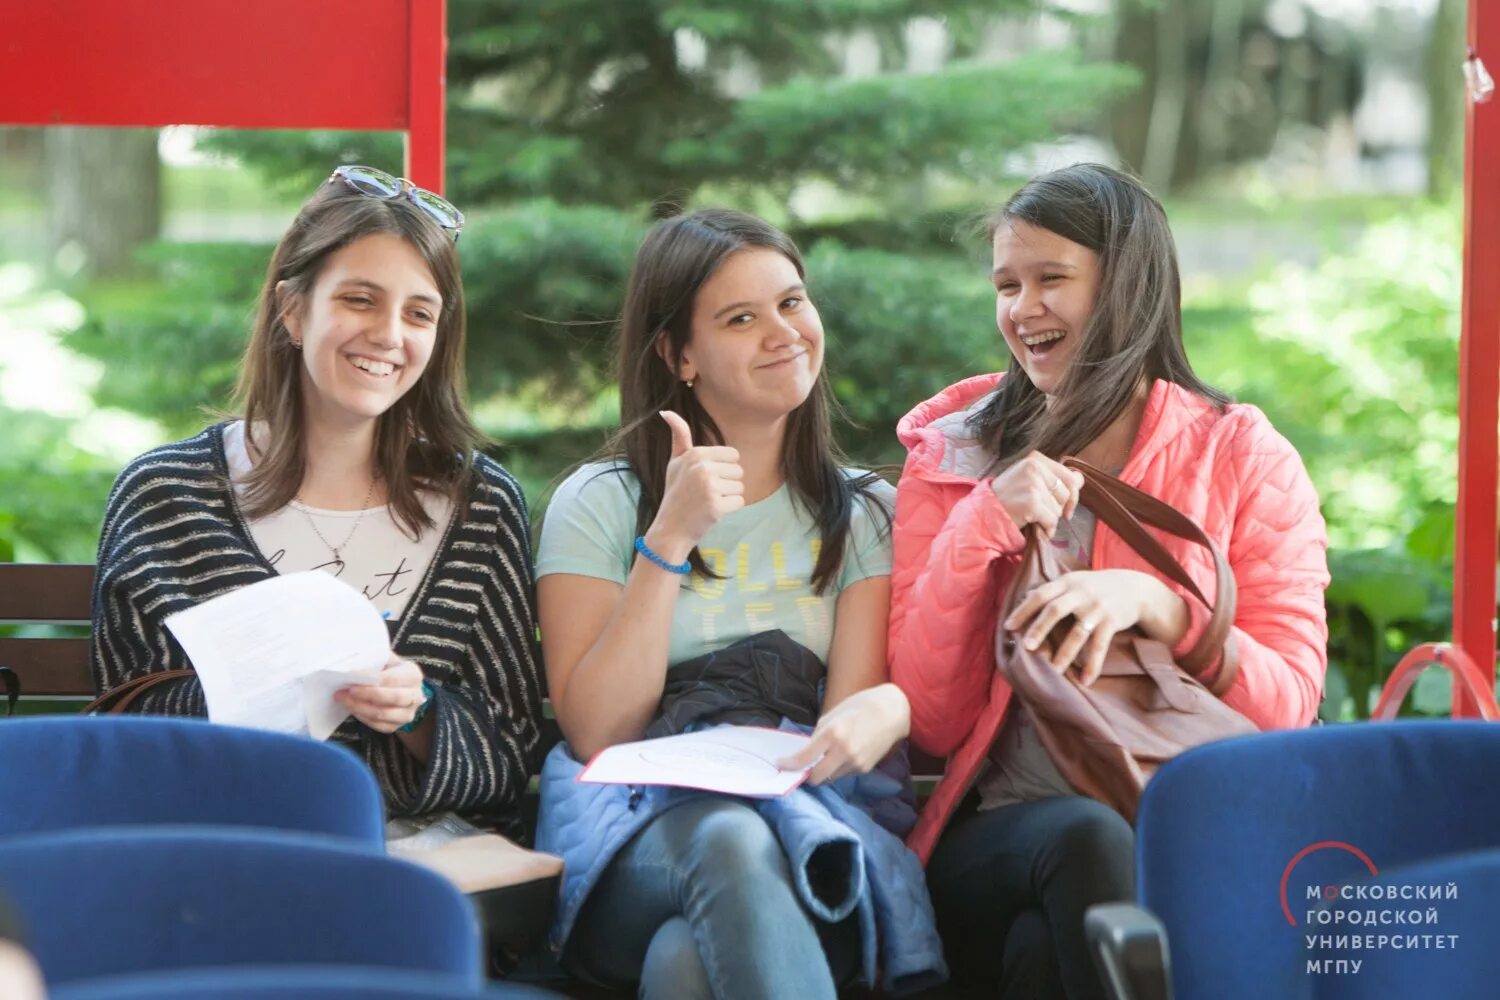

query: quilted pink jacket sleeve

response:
[888,467,1023,757]
[1172,428,1330,730]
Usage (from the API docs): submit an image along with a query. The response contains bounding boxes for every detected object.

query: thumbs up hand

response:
[648,411,745,561]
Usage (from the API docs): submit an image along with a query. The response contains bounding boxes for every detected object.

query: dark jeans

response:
[927,795,1135,1000]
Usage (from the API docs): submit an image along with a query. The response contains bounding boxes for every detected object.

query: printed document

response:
[164,571,387,739]
[578,726,814,798]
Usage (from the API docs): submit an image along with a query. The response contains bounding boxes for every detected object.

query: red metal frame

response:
[1373,644,1500,721]
[405,0,448,192]
[0,0,448,193]
[1447,0,1499,715]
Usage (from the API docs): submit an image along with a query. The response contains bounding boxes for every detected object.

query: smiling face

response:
[281,232,442,434]
[671,247,824,428]
[992,219,1102,397]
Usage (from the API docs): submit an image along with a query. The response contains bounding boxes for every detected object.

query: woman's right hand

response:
[990,451,1085,537]
[647,410,745,558]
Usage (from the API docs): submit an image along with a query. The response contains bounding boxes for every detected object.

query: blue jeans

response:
[564,796,859,1000]
[927,794,1135,1000]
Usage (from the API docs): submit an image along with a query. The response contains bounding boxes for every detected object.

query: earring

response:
[684,379,694,390]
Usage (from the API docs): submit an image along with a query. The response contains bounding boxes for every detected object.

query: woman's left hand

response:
[336,656,428,733]
[776,683,911,785]
[1004,569,1189,685]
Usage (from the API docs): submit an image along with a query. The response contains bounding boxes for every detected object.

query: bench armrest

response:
[1085,902,1173,1000]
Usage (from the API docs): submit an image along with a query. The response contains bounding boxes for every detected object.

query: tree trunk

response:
[1140,0,1189,192]
[1193,0,1245,176]
[1427,0,1467,200]
[44,127,161,278]
[1110,3,1156,173]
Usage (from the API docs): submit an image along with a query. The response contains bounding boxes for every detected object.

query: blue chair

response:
[0,827,482,988]
[50,965,563,999]
[1088,721,1500,1000]
[1309,847,1500,1000]
[0,716,383,844]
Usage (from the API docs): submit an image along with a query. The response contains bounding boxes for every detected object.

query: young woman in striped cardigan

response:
[91,167,545,839]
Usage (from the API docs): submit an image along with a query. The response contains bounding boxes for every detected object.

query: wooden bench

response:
[0,563,94,709]
[0,561,948,771]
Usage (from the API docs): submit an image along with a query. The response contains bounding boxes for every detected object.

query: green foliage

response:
[1247,211,1460,551]
[662,54,1137,194]
[805,241,996,457]
[0,406,117,562]
[205,0,1130,209]
[459,201,645,400]
[1184,204,1464,720]
[64,243,265,436]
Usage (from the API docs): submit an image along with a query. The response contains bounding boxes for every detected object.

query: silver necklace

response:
[296,474,377,562]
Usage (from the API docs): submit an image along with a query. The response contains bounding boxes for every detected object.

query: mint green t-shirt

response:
[536,462,895,667]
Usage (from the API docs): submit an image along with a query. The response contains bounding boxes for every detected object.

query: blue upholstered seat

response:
[0,827,482,988]
[0,716,383,845]
[50,964,563,999]
[1091,721,1500,1000]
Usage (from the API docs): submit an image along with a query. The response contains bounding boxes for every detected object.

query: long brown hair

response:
[971,163,1229,465]
[233,178,483,537]
[602,208,886,593]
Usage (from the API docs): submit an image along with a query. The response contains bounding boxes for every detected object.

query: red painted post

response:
[405,0,448,194]
[1452,0,1500,716]
[0,2,410,130]
[0,1,450,190]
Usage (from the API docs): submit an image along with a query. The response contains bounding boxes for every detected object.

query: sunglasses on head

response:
[328,165,465,240]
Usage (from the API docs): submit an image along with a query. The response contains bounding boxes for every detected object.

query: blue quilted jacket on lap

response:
[536,734,947,996]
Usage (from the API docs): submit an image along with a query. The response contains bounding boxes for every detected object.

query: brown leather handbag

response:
[996,458,1257,823]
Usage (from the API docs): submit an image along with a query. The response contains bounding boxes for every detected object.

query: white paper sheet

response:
[578,726,814,798]
[163,571,390,739]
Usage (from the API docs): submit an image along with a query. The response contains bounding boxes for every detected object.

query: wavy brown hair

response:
[600,208,887,594]
[971,163,1229,465]
[233,178,483,538]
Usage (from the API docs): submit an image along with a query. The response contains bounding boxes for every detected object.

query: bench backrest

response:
[0,563,94,701]
[0,563,946,787]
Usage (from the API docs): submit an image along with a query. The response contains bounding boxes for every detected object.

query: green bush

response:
[0,406,118,562]
[1205,206,1465,719]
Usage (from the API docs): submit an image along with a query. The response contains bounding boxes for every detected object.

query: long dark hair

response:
[602,208,885,593]
[233,178,484,537]
[971,163,1229,466]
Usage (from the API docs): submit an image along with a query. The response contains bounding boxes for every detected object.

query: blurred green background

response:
[0,0,1474,719]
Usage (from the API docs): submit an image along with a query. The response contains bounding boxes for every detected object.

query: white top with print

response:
[222,420,452,622]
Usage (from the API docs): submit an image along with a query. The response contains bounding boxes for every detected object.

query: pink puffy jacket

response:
[890,373,1330,864]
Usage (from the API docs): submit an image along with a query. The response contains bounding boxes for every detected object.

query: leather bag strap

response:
[1062,458,1240,694]
[83,668,197,714]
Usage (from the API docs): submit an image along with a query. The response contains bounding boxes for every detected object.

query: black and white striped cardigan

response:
[91,424,545,839]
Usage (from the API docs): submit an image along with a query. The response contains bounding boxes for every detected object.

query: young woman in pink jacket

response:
[888,164,1329,999]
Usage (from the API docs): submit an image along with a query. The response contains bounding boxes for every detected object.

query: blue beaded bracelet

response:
[398,681,435,733]
[634,536,692,575]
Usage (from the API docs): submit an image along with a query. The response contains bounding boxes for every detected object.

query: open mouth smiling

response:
[1017,330,1066,355]
[347,355,400,378]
